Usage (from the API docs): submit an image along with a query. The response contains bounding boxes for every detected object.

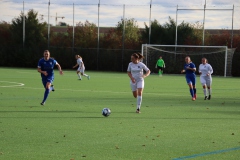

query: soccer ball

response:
[102,108,111,117]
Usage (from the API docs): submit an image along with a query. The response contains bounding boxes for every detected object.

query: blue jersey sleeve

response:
[184,62,196,75]
[38,58,57,77]
[37,58,43,68]
[53,59,57,66]
[190,63,196,69]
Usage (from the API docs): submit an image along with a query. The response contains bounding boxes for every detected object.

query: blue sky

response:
[0,0,240,29]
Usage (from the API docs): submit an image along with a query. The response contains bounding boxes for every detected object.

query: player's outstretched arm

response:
[56,63,63,75]
[73,63,78,69]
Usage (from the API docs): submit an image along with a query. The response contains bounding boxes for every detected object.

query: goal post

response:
[141,44,234,77]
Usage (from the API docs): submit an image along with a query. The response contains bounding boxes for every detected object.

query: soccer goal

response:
[141,44,236,77]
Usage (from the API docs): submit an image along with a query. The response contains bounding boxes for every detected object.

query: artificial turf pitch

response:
[0,68,239,160]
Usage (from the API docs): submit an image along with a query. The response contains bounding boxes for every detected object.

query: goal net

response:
[141,44,235,77]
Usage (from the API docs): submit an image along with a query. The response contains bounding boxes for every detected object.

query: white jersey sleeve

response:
[127,62,149,80]
[199,63,213,76]
[77,58,82,66]
[77,58,85,68]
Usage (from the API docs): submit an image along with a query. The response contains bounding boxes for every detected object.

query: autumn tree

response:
[102,18,142,49]
[68,20,98,48]
[184,21,203,45]
[117,18,142,49]
[205,30,231,47]
[101,27,121,49]
[50,31,69,47]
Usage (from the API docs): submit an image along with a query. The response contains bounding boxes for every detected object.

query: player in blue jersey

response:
[37,50,63,105]
[181,56,197,101]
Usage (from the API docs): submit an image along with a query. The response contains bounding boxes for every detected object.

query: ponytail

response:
[132,52,144,60]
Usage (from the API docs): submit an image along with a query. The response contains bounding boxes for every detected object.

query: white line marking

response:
[0,81,25,87]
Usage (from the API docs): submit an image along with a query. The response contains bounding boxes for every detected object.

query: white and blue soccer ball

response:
[102,108,111,117]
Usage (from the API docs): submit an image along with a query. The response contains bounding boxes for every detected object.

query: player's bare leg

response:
[132,90,137,98]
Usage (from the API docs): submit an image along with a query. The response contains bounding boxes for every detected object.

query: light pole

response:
[97,0,100,70]
[47,0,50,49]
[149,0,152,44]
[72,3,75,53]
[23,1,25,48]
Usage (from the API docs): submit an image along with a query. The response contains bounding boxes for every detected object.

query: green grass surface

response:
[0,68,239,160]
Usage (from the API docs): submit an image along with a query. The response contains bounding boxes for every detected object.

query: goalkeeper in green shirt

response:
[155,56,165,76]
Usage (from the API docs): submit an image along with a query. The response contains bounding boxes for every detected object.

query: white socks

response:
[78,73,90,79]
[203,88,212,96]
[137,96,142,110]
[203,88,207,96]
[77,74,82,79]
[208,88,212,95]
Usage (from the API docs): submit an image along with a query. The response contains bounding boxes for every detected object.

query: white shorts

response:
[200,76,212,86]
[77,66,85,73]
[130,79,144,91]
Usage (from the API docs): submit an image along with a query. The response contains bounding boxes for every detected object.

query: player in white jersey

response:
[199,58,213,100]
[127,53,150,113]
[73,55,90,80]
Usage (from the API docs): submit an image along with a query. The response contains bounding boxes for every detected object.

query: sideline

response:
[0,81,25,87]
[173,146,240,160]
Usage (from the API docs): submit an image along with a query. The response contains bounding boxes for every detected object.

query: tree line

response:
[0,9,240,76]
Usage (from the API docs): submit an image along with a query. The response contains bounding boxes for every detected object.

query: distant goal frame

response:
[141,44,229,77]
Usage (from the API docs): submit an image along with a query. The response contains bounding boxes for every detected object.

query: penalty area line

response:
[0,81,25,87]
[173,146,240,160]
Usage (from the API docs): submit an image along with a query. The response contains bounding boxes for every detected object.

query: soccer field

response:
[0,68,239,160]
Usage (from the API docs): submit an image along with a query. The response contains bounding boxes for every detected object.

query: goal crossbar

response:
[147,46,226,55]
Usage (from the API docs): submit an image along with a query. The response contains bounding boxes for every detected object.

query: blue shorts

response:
[41,75,54,88]
[185,74,196,85]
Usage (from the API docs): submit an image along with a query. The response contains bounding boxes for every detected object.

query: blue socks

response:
[42,88,50,103]
[190,89,194,97]
[193,88,196,95]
